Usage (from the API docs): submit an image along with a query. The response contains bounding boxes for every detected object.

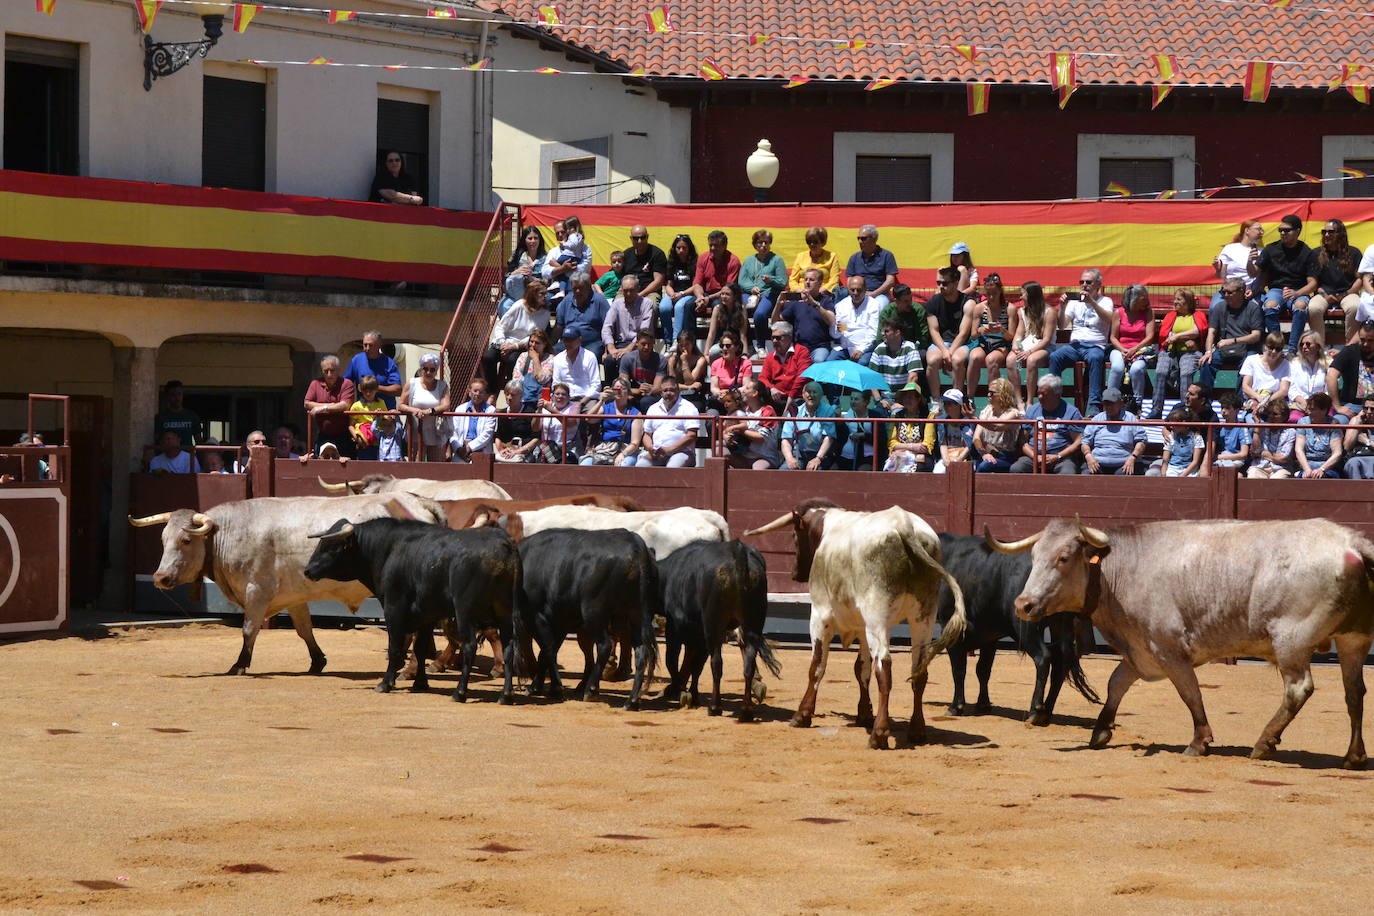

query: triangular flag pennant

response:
[1296,172,1322,183]
[233,3,259,32]
[534,66,561,74]
[1151,84,1173,109]
[783,76,811,89]
[1266,0,1294,6]
[1153,53,1179,84]
[1328,63,1361,91]
[465,57,491,70]
[835,40,868,50]
[1243,61,1273,103]
[1200,187,1225,199]
[1057,84,1077,109]
[1236,177,1268,187]
[1348,84,1371,105]
[307,57,334,65]
[36,0,57,15]
[536,4,562,26]
[699,57,725,81]
[135,1,162,33]
[644,5,674,32]
[1157,190,1178,200]
[749,33,770,46]
[952,44,978,64]
[427,6,457,18]
[1105,181,1132,197]
[1339,166,1371,178]
[1049,52,1077,91]
[383,63,408,71]
[627,66,646,76]
[240,58,264,66]
[327,10,357,23]
[966,82,990,116]
[865,78,897,92]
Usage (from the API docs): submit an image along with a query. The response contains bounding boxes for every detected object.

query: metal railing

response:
[437,202,520,390]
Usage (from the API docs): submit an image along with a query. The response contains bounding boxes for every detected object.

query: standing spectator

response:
[1107,284,1157,411]
[1047,268,1114,415]
[964,273,1016,403]
[304,355,356,458]
[1341,396,1374,478]
[944,242,979,297]
[1325,319,1374,422]
[620,225,668,306]
[883,383,935,473]
[723,378,781,469]
[541,215,591,304]
[758,321,813,410]
[1295,392,1343,478]
[1250,213,1315,348]
[1147,290,1208,419]
[398,352,450,462]
[1211,218,1264,308]
[1240,332,1292,419]
[348,374,386,460]
[499,226,547,317]
[580,378,643,467]
[618,329,666,412]
[659,234,699,342]
[154,380,203,449]
[233,429,268,474]
[869,318,924,415]
[513,329,554,412]
[483,279,550,393]
[707,331,753,410]
[1011,375,1084,474]
[1008,281,1058,408]
[787,226,840,293]
[844,224,899,308]
[703,283,749,359]
[1198,278,1264,393]
[629,377,700,468]
[878,283,931,352]
[149,429,200,474]
[1287,330,1330,422]
[550,326,602,415]
[973,377,1024,473]
[595,249,625,301]
[1150,407,1204,477]
[830,274,882,364]
[553,272,610,361]
[446,379,497,463]
[345,330,401,408]
[680,230,741,340]
[931,389,972,473]
[533,382,580,464]
[1213,391,1251,471]
[665,331,709,410]
[602,275,656,381]
[1079,387,1146,475]
[924,266,973,398]
[780,382,837,470]
[1247,397,1296,479]
[771,268,838,363]
[369,150,422,205]
[1309,218,1362,349]
[741,229,789,353]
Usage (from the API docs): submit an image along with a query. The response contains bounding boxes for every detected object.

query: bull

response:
[129,493,446,675]
[745,498,968,750]
[437,493,644,531]
[987,517,1374,767]
[319,473,509,501]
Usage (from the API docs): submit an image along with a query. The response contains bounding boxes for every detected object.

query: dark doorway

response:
[202,76,266,191]
[3,36,80,175]
[376,98,430,200]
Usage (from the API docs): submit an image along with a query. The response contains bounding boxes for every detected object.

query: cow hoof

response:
[974,700,992,713]
[736,709,754,723]
[226,665,248,676]
[1342,754,1368,771]
[490,665,504,680]
[1026,711,1051,727]
[375,683,393,694]
[411,682,429,694]
[1249,744,1272,760]
[623,699,641,712]
[450,691,467,703]
[496,694,513,706]
[868,730,892,750]
[309,659,327,675]
[1089,728,1113,749]
[750,681,767,703]
[1187,743,1211,758]
[789,715,811,729]
[946,704,965,716]
[708,707,723,717]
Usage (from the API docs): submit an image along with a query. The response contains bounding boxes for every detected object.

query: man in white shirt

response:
[630,377,700,467]
[1354,242,1374,340]
[149,430,201,474]
[550,326,603,412]
[1046,267,1115,414]
[447,379,497,463]
[828,274,881,365]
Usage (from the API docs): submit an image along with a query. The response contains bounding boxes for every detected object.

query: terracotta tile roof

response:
[501,0,1371,90]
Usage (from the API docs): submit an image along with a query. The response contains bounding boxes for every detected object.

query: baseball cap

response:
[1101,387,1124,402]
[942,388,965,405]
[948,242,970,255]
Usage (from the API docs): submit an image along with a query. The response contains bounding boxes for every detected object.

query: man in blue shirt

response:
[345,330,401,409]
[844,224,899,309]
[1081,387,1147,475]
[773,268,838,363]
[553,272,610,361]
[1010,375,1084,474]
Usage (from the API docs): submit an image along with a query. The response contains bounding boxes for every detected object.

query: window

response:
[553,157,597,203]
[3,36,79,175]
[538,137,610,204]
[854,156,932,202]
[376,98,430,200]
[1320,138,1374,198]
[202,76,266,191]
[1098,158,1173,196]
[1076,135,1195,199]
[1342,158,1374,198]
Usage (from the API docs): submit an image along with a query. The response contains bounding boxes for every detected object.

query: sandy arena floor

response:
[2,623,1372,914]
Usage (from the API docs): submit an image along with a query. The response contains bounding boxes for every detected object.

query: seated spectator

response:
[1240,332,1292,419]
[787,226,840,294]
[200,440,229,474]
[233,429,268,474]
[533,382,580,464]
[964,273,1016,404]
[618,329,666,412]
[758,322,813,411]
[553,272,610,360]
[878,283,930,353]
[628,377,700,468]
[780,382,837,470]
[369,150,422,206]
[869,317,924,416]
[1148,407,1204,478]
[1107,284,1157,411]
[595,248,625,301]
[149,429,200,474]
[704,282,749,359]
[621,225,668,307]
[1008,281,1058,408]
[1048,268,1114,414]
[154,379,203,449]
[741,230,789,353]
[398,352,449,462]
[1356,240,1374,342]
[1148,290,1208,419]
[499,226,547,317]
[272,425,303,460]
[883,383,935,473]
[1080,387,1146,475]
[484,280,550,393]
[973,377,1024,473]
[580,378,643,466]
[944,242,979,296]
[1011,375,1084,474]
[659,234,699,342]
[1341,395,1374,478]
[512,329,554,413]
[495,379,538,464]
[1295,392,1343,478]
[348,374,386,460]
[1247,396,1295,479]
[723,379,781,469]
[1287,330,1330,422]
[931,389,973,474]
[346,330,401,408]
[1327,319,1374,422]
[1213,391,1250,471]
[771,268,837,363]
[829,274,882,365]
[541,215,590,304]
[304,355,356,458]
[602,275,656,381]
[707,331,753,412]
[665,331,709,410]
[10,432,49,481]
[550,326,602,413]
[837,390,879,470]
[845,224,898,309]
[1252,213,1315,348]
[924,266,972,398]
[684,230,742,338]
[1310,219,1361,350]
[1210,218,1263,310]
[1199,278,1264,393]
[447,379,497,464]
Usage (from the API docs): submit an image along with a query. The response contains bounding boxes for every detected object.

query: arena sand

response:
[2,623,1371,914]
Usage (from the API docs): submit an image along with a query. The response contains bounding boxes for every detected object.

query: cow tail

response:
[638,558,661,684]
[738,543,782,678]
[904,529,967,679]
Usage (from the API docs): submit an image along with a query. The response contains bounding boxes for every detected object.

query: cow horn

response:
[318,477,349,493]
[128,512,173,528]
[1075,516,1110,548]
[743,512,795,537]
[307,521,355,540]
[983,525,1042,554]
[346,479,365,493]
[187,513,216,536]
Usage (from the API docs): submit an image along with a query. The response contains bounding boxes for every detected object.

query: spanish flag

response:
[1348,84,1371,105]
[328,10,357,23]
[1296,172,1322,183]
[1157,190,1178,200]
[952,44,978,64]
[537,4,562,26]
[135,0,162,33]
[306,57,334,65]
[427,6,457,18]
[836,40,868,50]
[1057,84,1076,109]
[783,76,811,89]
[699,57,725,81]
[1153,53,1179,83]
[36,0,57,15]
[1151,85,1173,109]
[1339,166,1371,179]
[966,82,990,116]
[1243,61,1273,103]
[1265,0,1293,6]
[465,57,491,71]
[1105,181,1131,197]
[627,67,646,76]
[383,63,407,71]
[1200,187,1225,199]
[865,78,897,92]
[1049,52,1076,91]
[534,66,561,75]
[749,33,770,46]
[644,5,674,33]
[1328,63,1360,91]
[233,3,259,32]
[1236,177,1268,187]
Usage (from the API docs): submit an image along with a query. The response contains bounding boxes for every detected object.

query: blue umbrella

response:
[800,360,891,393]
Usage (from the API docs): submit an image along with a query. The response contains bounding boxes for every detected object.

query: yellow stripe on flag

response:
[1050,52,1076,91]
[865,78,896,92]
[1237,177,1268,187]
[749,33,770,45]
[1348,84,1371,105]
[537,4,562,26]
[952,44,978,63]
[1157,190,1178,200]
[534,66,561,75]
[1105,182,1132,197]
[427,6,457,18]
[233,3,258,32]
[135,0,162,33]
[699,57,725,81]
[1243,61,1273,103]
[465,57,491,71]
[835,40,868,50]
[307,57,334,65]
[966,82,990,116]
[1296,172,1322,183]
[1153,53,1178,83]
[644,5,674,32]
[36,0,58,15]
[1328,63,1360,91]
[327,10,357,23]
[1057,84,1077,109]
[1340,166,1371,179]
[1151,84,1173,109]
[783,76,811,89]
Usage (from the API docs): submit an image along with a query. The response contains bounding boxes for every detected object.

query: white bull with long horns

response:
[318,473,509,501]
[130,493,446,675]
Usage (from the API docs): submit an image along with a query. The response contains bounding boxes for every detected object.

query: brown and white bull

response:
[438,493,643,531]
[745,498,967,750]
[986,517,1374,767]
[319,473,509,501]
[490,505,729,559]
[130,494,446,675]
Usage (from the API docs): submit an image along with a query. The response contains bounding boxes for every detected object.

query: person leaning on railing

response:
[1341,395,1374,479]
[972,377,1024,473]
[398,352,449,462]
[1010,375,1082,474]
[1294,392,1343,479]
[1247,396,1296,479]
[579,378,643,467]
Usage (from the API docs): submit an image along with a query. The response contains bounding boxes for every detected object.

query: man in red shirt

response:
[304,355,357,458]
[758,321,813,411]
[684,229,741,336]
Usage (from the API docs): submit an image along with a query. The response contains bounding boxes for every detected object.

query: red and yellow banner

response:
[537,4,562,26]
[1244,61,1273,102]
[644,5,673,32]
[232,3,258,31]
[1049,52,1077,90]
[966,82,990,116]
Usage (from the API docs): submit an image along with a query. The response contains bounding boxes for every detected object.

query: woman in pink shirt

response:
[1107,283,1157,409]
[707,330,754,411]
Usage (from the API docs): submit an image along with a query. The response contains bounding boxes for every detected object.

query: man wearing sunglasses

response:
[1046,268,1114,414]
[1250,213,1316,355]
[619,225,667,306]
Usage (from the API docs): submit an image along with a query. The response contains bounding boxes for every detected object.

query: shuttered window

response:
[1099,158,1173,196]
[376,99,429,200]
[553,157,597,203]
[202,77,266,191]
[3,36,80,175]
[1343,159,1374,198]
[854,155,932,202]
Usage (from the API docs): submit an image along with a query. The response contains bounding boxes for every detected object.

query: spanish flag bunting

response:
[1200,187,1225,199]
[865,78,897,91]
[952,44,978,64]
[1265,0,1294,6]
[644,6,674,33]
[699,57,725,81]
[1104,181,1132,197]
[1327,63,1360,91]
[627,66,646,76]
[1339,166,1371,178]
[306,57,334,65]
[383,62,407,71]
[135,1,162,33]
[233,3,259,32]
[1049,52,1077,91]
[328,10,357,23]
[1348,84,1370,105]
[427,6,457,18]
[239,58,264,66]
[836,40,869,50]
[1150,84,1173,109]
[966,82,990,116]
[465,57,492,70]
[1056,84,1076,109]
[1157,190,1178,200]
[1236,177,1268,187]
[534,66,561,74]
[749,33,770,46]
[1243,61,1273,103]
[1153,53,1179,83]
[1296,172,1323,183]
[536,4,562,26]
[783,76,811,88]
[36,0,57,15]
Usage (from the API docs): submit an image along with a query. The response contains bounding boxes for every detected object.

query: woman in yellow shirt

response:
[788,226,840,292]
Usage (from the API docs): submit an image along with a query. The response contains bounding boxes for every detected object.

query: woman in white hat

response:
[939,242,979,297]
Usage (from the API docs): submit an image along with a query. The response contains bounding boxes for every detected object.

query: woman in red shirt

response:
[1107,284,1158,410]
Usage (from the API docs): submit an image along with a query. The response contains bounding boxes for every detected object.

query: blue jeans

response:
[659,294,697,341]
[975,450,1016,473]
[496,296,518,317]
[1260,288,1310,340]
[825,350,872,366]
[751,293,776,347]
[805,344,832,365]
[1047,341,1106,410]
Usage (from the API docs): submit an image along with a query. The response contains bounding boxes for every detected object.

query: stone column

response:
[102,346,158,610]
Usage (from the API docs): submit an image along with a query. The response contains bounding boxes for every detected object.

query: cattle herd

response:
[130,473,1374,768]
